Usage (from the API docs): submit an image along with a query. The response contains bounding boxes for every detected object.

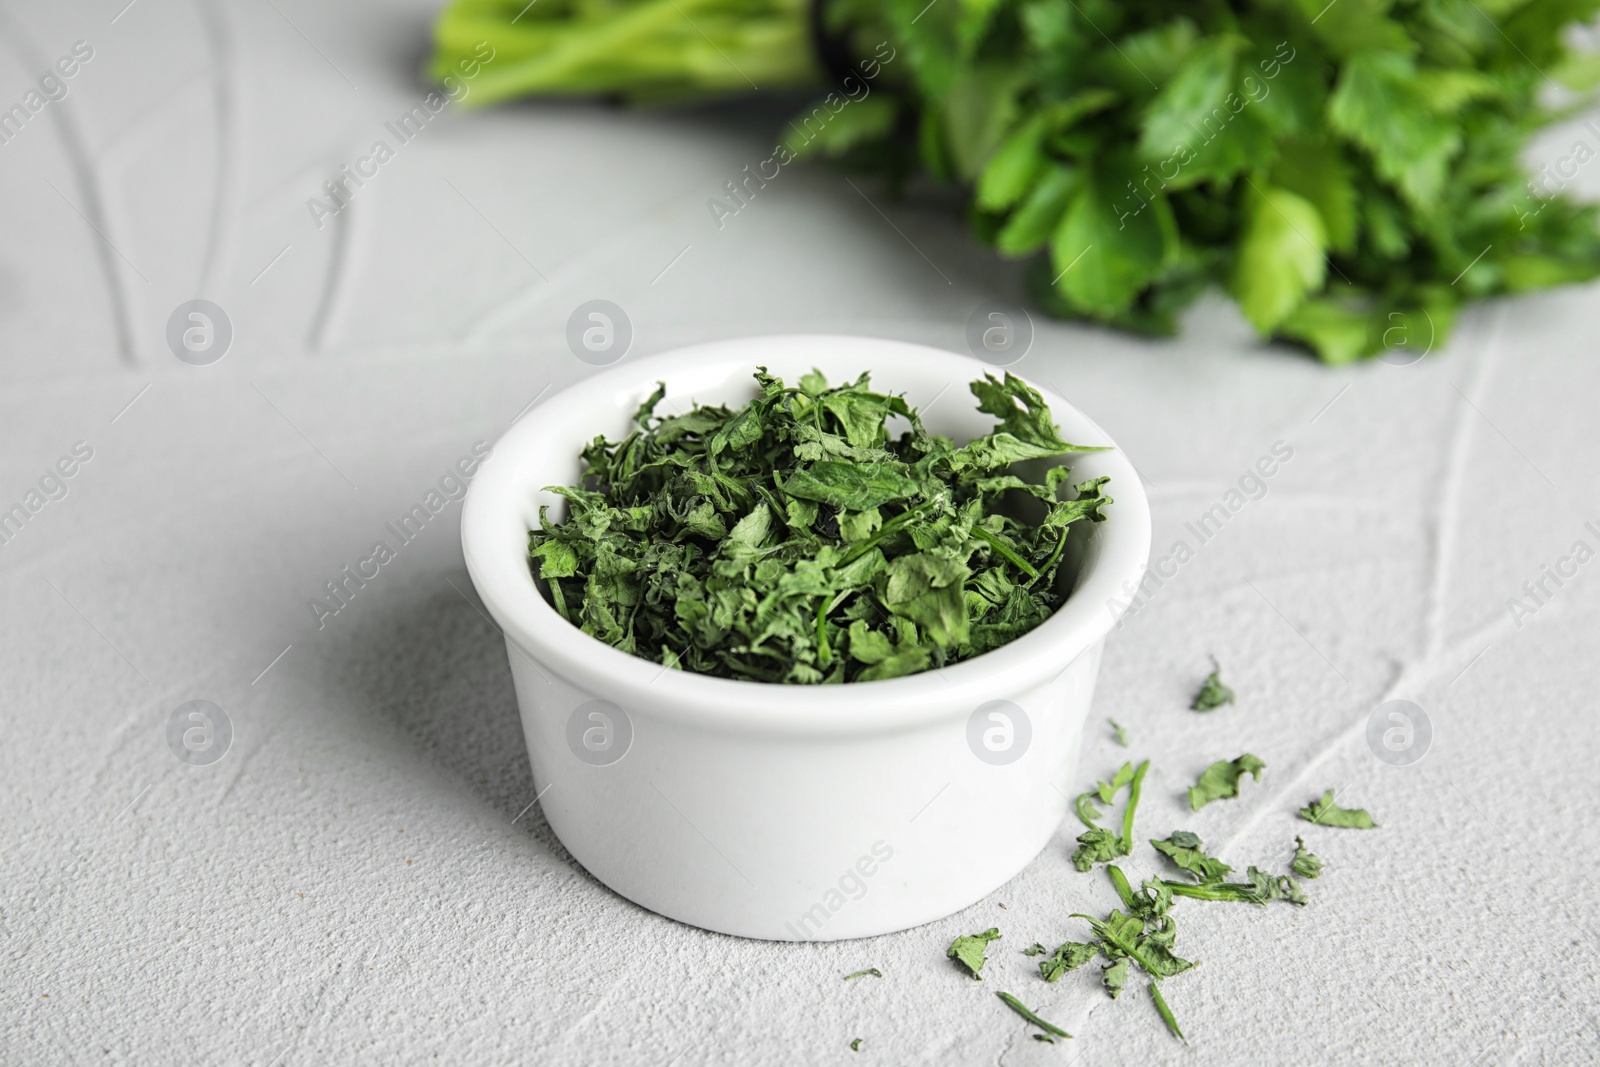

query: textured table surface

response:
[2,2,1597,1064]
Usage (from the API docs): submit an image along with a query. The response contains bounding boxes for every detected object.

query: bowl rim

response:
[460,334,1151,733]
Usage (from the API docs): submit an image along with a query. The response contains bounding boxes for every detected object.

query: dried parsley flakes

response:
[528,369,1111,683]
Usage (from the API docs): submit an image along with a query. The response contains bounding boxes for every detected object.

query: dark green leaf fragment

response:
[843,968,882,981]
[1190,658,1235,710]
[1039,942,1098,982]
[850,1037,862,1052]
[1292,836,1323,879]
[1188,754,1266,812]
[783,461,922,512]
[1151,831,1232,884]
[1072,827,1127,872]
[1101,959,1131,999]
[996,992,1072,1039]
[948,927,1002,979]
[1299,790,1378,829]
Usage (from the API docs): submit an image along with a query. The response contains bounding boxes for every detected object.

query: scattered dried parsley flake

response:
[1292,836,1324,878]
[1190,657,1236,711]
[842,968,882,981]
[1187,753,1266,811]
[1101,958,1131,998]
[1109,717,1129,746]
[942,755,1373,1046]
[1299,789,1379,828]
[1038,941,1097,983]
[947,927,1002,979]
[1151,830,1232,884]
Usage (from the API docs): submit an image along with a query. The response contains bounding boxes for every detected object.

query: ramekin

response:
[461,335,1150,940]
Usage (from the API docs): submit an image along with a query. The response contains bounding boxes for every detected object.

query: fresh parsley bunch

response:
[434,0,1600,361]
[527,370,1110,683]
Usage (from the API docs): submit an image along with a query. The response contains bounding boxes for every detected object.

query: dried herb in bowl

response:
[527,368,1111,683]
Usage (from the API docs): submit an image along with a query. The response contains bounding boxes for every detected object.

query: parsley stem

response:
[755,484,789,531]
[814,590,849,668]
[838,498,938,567]
[995,992,1072,1039]
[1106,865,1137,910]
[1073,792,1101,830]
[969,525,1040,580]
[1070,913,1165,979]
[1149,981,1186,1043]
[1160,880,1267,905]
[548,577,570,621]
[1119,760,1150,852]
[1026,526,1069,590]
[815,603,832,667]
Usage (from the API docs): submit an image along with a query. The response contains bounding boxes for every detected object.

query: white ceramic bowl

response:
[461,335,1150,940]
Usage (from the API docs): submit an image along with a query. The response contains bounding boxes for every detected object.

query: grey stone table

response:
[2,2,1595,1063]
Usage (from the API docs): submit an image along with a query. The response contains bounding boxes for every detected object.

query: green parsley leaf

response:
[947,927,1002,979]
[782,461,922,512]
[1101,958,1131,999]
[1231,185,1328,333]
[1264,867,1309,906]
[1299,790,1379,829]
[1245,865,1308,906]
[1187,754,1266,811]
[996,992,1072,1040]
[1271,138,1358,254]
[1190,657,1235,710]
[995,166,1078,257]
[1328,51,1459,209]
[1051,150,1176,318]
[1039,941,1098,982]
[1292,836,1323,879]
[1151,831,1232,884]
[1139,37,1271,187]
[977,113,1050,212]
[1071,827,1126,873]
[849,1037,862,1052]
[1022,943,1048,957]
